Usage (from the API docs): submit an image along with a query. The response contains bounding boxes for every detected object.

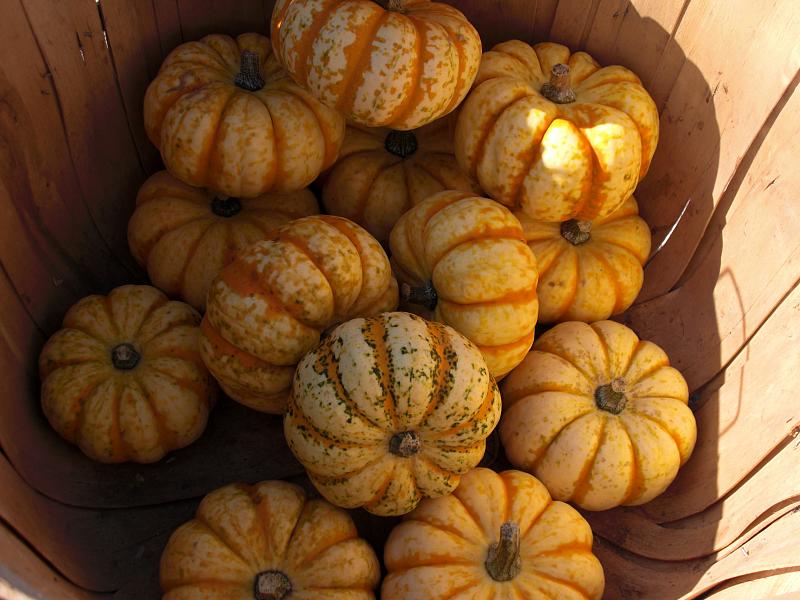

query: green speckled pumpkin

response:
[284,312,501,517]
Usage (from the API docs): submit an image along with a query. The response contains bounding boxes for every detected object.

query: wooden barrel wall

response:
[0,0,798,598]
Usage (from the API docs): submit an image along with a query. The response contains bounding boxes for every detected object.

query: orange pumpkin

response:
[271,0,482,130]
[456,40,659,222]
[144,33,344,197]
[322,116,481,244]
[39,285,217,463]
[390,191,539,379]
[383,468,605,599]
[128,170,319,311]
[201,215,398,413]
[500,320,697,511]
[517,195,651,323]
[285,312,501,516]
[160,480,381,599]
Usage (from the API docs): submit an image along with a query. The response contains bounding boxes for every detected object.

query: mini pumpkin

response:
[39,285,217,463]
[456,40,659,222]
[271,0,481,130]
[160,480,381,599]
[390,191,539,379]
[284,312,501,517]
[322,116,481,244]
[128,170,319,311]
[144,33,345,197]
[517,195,651,323]
[383,468,604,599]
[500,320,697,511]
[201,215,398,413]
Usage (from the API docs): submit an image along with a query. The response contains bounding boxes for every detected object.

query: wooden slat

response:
[707,570,800,599]
[441,0,537,48]
[586,437,800,560]
[582,0,630,64]
[0,523,106,600]
[0,453,196,591]
[152,0,182,51]
[622,80,800,391]
[21,0,147,278]
[636,282,800,523]
[599,508,800,599]
[549,0,602,48]
[636,0,800,300]
[0,0,133,331]
[175,0,271,40]
[97,0,164,173]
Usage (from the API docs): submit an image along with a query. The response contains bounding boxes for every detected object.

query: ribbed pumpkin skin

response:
[201,215,399,413]
[128,171,320,311]
[456,40,659,222]
[500,321,697,511]
[144,33,345,197]
[39,285,217,464]
[271,0,482,130]
[383,468,605,600]
[517,196,651,323]
[390,191,539,379]
[284,312,501,517]
[160,480,381,599]
[322,116,481,244]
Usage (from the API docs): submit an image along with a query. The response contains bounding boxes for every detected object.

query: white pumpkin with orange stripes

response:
[284,312,501,516]
[271,0,482,130]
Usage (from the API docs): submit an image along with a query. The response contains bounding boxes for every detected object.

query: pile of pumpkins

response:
[38,0,698,598]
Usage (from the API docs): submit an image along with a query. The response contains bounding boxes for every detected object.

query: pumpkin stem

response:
[485,522,522,582]
[560,219,592,245]
[111,343,140,371]
[595,378,627,414]
[211,196,243,218]
[375,0,408,12]
[541,63,576,104]
[385,130,418,158]
[400,281,438,311]
[389,431,421,457]
[254,570,292,600]
[235,50,265,92]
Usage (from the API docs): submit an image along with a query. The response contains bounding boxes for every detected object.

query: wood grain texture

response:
[622,80,800,391]
[175,0,272,40]
[637,0,800,300]
[706,570,800,599]
[599,508,800,599]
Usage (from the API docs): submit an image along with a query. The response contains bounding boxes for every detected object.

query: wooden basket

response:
[1,1,798,598]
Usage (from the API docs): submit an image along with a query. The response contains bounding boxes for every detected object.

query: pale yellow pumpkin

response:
[500,320,697,511]
[517,195,651,323]
[284,312,501,517]
[322,115,481,244]
[144,33,344,197]
[39,285,217,463]
[390,190,539,379]
[271,0,482,130]
[128,170,319,311]
[160,480,381,599]
[456,40,659,222]
[383,468,604,599]
[201,215,398,413]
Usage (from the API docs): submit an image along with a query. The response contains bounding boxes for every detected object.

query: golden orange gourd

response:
[128,171,319,311]
[39,285,217,463]
[271,0,482,130]
[390,191,538,379]
[382,468,604,599]
[322,115,481,244]
[144,33,345,197]
[284,312,501,516]
[456,40,659,222]
[160,480,381,599]
[517,196,651,323]
[500,320,697,511]
[201,215,398,413]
